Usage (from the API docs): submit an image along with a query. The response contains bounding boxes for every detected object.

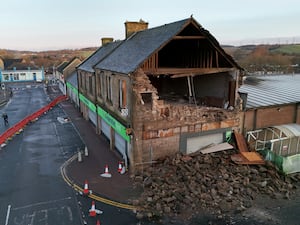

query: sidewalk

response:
[47,85,142,207]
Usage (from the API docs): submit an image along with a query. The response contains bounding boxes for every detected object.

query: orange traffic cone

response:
[100,164,112,178]
[118,161,123,173]
[96,219,101,225]
[83,180,89,195]
[89,201,96,217]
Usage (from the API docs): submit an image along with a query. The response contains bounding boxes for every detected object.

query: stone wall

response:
[131,69,240,170]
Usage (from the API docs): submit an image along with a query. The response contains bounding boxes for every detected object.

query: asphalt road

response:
[0,83,153,225]
[0,83,84,225]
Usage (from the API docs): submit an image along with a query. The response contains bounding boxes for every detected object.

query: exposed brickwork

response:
[256,105,295,129]
[131,69,240,169]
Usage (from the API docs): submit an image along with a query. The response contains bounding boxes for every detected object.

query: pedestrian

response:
[2,112,8,126]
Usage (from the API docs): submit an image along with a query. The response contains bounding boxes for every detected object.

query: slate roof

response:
[94,18,189,74]
[67,70,78,88]
[57,61,69,73]
[77,41,123,73]
[239,74,300,109]
[94,17,241,75]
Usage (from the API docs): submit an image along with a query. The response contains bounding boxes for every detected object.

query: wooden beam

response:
[170,68,235,78]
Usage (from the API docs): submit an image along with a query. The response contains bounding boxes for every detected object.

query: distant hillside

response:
[1,44,300,74]
[269,44,300,55]
[223,44,300,73]
[0,47,97,71]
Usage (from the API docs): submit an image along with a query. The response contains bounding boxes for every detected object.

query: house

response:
[77,16,243,172]
[55,57,82,94]
[77,38,122,127]
[0,67,44,83]
[239,74,300,173]
[66,70,80,108]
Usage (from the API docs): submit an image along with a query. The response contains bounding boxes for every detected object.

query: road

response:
[0,83,84,225]
[0,83,154,225]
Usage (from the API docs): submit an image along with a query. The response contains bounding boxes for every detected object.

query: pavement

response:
[46,85,142,210]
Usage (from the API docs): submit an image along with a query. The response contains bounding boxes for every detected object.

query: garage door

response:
[115,132,126,156]
[101,120,111,140]
[186,133,223,154]
[89,109,97,126]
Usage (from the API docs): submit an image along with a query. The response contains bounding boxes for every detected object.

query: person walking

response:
[2,112,8,126]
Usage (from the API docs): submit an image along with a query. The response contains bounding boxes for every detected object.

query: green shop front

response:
[97,106,130,167]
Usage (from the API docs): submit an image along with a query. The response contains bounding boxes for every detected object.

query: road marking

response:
[60,159,138,210]
[5,204,11,225]
[12,197,72,210]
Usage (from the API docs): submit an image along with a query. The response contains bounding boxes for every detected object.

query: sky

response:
[1,0,299,51]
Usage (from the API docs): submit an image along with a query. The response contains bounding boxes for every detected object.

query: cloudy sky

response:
[1,0,299,51]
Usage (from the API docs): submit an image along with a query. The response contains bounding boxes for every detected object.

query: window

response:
[88,75,93,95]
[106,76,112,102]
[3,74,9,81]
[13,73,19,80]
[119,80,127,108]
[96,72,103,98]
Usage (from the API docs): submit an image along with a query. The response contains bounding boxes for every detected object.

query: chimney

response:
[101,37,114,46]
[125,19,148,38]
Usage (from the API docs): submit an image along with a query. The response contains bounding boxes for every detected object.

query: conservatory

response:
[247,123,300,174]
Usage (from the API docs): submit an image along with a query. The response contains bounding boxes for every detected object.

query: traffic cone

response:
[118,161,123,173]
[89,201,96,217]
[83,180,90,195]
[96,219,101,225]
[100,165,112,178]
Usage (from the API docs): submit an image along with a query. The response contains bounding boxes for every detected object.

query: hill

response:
[223,44,300,74]
[1,44,300,74]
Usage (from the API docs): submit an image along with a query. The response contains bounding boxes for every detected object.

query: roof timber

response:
[145,67,235,78]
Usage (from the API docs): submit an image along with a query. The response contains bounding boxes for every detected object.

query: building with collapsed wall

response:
[76,16,244,171]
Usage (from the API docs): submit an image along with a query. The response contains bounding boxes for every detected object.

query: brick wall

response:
[242,104,297,133]
[256,105,296,128]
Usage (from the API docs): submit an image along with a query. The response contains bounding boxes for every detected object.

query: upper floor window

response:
[96,72,103,98]
[119,79,127,108]
[106,75,112,102]
[88,75,93,95]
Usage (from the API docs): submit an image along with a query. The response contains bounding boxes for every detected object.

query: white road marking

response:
[12,197,72,210]
[5,204,11,225]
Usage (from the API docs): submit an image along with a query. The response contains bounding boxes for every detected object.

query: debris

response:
[200,142,233,154]
[134,150,300,218]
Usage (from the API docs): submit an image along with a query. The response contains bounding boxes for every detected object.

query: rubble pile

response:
[133,150,300,218]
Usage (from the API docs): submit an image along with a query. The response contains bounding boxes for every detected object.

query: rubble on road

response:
[132,149,300,219]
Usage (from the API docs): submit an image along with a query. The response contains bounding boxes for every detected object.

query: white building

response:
[0,67,44,82]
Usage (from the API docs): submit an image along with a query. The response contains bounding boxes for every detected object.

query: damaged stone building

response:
[76,16,243,171]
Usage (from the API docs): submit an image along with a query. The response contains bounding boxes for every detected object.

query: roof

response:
[77,41,122,73]
[3,58,23,69]
[95,18,188,74]
[57,61,69,73]
[66,70,78,88]
[94,17,241,75]
[239,74,300,109]
[273,124,300,137]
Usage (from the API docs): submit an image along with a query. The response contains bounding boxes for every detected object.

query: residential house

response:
[77,38,122,126]
[66,70,80,108]
[77,17,243,171]
[55,57,82,94]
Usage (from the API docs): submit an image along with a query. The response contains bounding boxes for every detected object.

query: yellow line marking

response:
[60,155,138,211]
